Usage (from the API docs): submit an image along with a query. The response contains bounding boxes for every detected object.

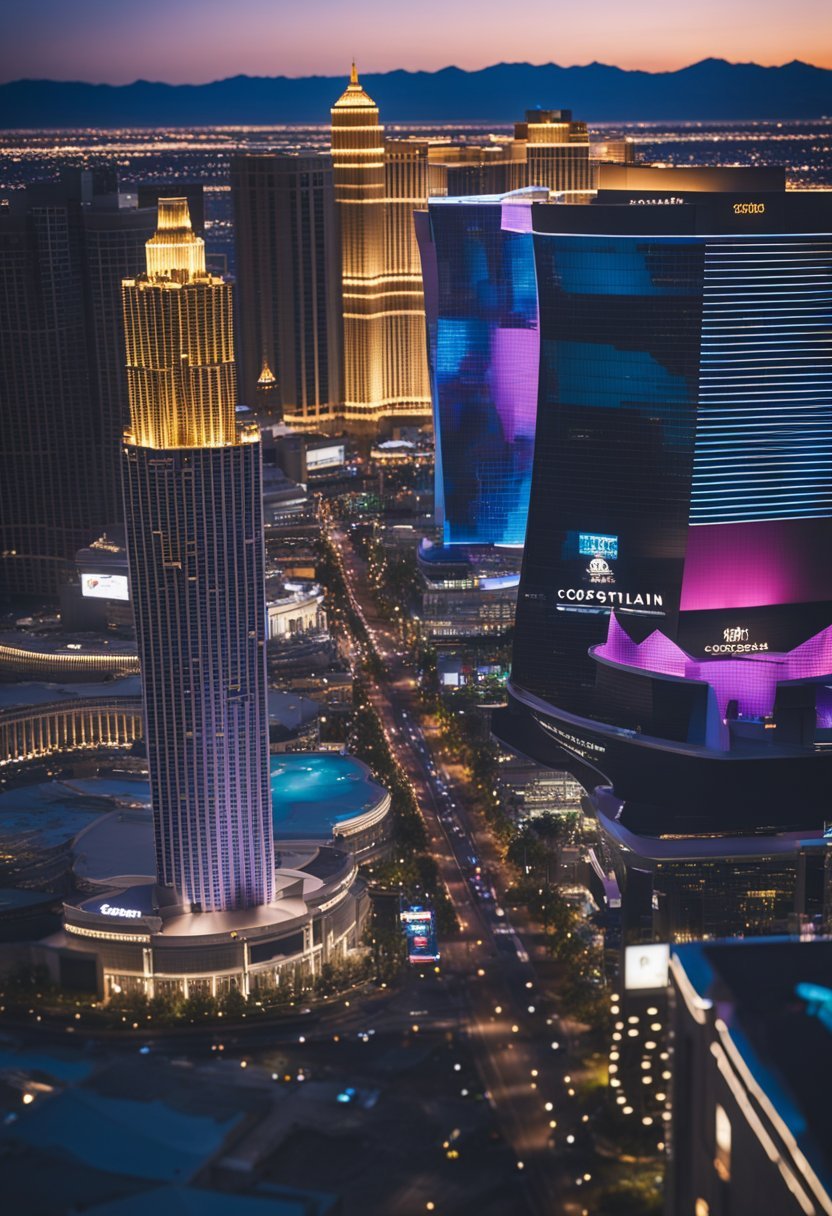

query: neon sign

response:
[401,908,440,963]
[99,903,143,919]
[557,588,664,611]
[704,626,769,655]
[578,533,618,559]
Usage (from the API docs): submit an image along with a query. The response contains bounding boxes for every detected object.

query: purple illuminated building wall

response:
[595,614,832,748]
[416,190,545,548]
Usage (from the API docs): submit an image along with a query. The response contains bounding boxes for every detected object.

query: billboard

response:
[306,444,345,471]
[624,942,670,991]
[81,572,129,602]
[401,907,440,964]
[578,533,619,560]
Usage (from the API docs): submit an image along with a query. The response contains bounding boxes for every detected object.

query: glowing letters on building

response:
[99,903,142,919]
[578,533,619,559]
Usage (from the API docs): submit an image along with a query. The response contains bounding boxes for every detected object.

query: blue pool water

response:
[0,755,383,860]
[270,752,384,840]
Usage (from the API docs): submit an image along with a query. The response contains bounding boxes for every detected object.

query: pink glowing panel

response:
[681,519,832,612]
[490,326,539,443]
[596,616,832,722]
[686,657,783,719]
[500,202,535,234]
[599,615,687,676]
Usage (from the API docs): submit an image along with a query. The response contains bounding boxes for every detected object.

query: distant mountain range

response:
[2,59,831,128]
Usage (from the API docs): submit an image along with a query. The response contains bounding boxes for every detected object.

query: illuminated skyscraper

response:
[512,109,592,198]
[330,65,433,428]
[329,71,594,432]
[382,139,434,421]
[122,198,274,912]
[492,171,832,940]
[331,63,387,423]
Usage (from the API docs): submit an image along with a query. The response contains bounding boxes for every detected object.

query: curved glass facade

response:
[499,192,832,833]
[418,194,541,548]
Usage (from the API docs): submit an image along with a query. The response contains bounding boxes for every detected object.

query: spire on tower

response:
[332,60,377,110]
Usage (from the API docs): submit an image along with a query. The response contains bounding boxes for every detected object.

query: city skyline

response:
[1,0,831,84]
[1,13,831,1215]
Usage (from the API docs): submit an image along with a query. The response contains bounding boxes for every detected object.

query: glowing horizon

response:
[1,0,830,86]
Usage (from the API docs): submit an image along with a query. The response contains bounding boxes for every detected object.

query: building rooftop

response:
[4,1082,241,1183]
[63,752,385,867]
[0,887,59,912]
[331,63,377,111]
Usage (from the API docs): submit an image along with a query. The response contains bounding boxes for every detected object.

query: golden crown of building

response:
[330,64,432,428]
[122,198,254,450]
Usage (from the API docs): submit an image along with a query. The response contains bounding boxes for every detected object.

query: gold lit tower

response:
[331,64,432,427]
[512,109,592,197]
[383,139,433,421]
[331,63,386,421]
[122,198,275,913]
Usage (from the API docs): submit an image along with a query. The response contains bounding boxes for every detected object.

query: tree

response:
[220,986,248,1018]
[181,990,218,1021]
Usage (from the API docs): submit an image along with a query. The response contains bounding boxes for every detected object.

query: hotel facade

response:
[121,198,275,912]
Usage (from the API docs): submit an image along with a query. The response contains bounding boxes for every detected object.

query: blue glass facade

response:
[417,194,541,548]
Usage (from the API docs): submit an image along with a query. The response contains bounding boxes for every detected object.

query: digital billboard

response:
[81,572,130,601]
[421,198,539,549]
[401,907,440,964]
[624,943,670,991]
[578,533,619,560]
[306,444,345,471]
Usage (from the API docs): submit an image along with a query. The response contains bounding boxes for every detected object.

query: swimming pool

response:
[270,752,386,840]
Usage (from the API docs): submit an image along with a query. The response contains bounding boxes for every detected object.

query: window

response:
[715,1103,731,1181]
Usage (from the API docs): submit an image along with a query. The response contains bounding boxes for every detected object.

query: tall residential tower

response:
[330,65,433,428]
[493,170,832,938]
[331,63,387,423]
[231,151,342,427]
[0,170,156,598]
[122,198,275,912]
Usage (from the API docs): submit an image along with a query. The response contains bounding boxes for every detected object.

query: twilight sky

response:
[1,0,829,84]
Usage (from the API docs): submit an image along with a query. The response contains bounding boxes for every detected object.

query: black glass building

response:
[495,178,832,842]
[231,152,342,426]
[0,170,157,598]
